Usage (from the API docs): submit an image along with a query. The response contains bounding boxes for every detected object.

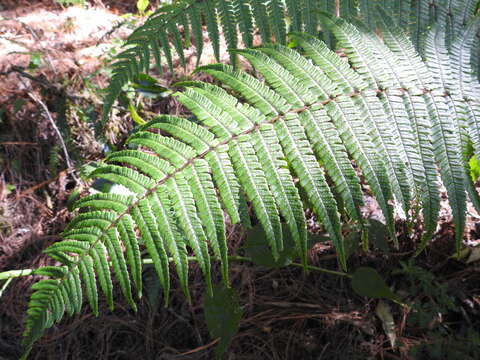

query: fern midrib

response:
[47,85,480,310]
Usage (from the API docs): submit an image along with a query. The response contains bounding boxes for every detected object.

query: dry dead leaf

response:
[375,300,396,348]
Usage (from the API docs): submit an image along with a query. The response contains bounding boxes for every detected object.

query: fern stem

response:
[0,277,13,298]
[146,255,351,277]
[286,262,353,278]
[145,256,351,278]
[0,257,351,281]
[0,256,352,281]
[0,269,34,281]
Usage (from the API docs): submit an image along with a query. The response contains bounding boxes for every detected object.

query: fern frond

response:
[359,0,378,31]
[435,16,480,214]
[217,0,239,65]
[392,0,412,29]
[101,0,478,127]
[304,0,320,36]
[319,14,399,236]
[21,15,480,358]
[268,0,287,44]
[257,43,364,222]
[340,0,358,18]
[188,4,203,66]
[376,7,467,250]
[324,13,438,240]
[203,0,221,61]
[233,0,254,47]
[410,0,432,50]
[285,0,302,32]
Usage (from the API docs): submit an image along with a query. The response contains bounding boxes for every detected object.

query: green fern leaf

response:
[304,0,319,36]
[233,0,254,47]
[376,7,467,251]
[251,0,272,42]
[285,0,303,32]
[188,4,203,65]
[168,22,187,68]
[359,0,378,31]
[100,0,478,128]
[203,0,221,61]
[391,0,411,29]
[20,13,480,358]
[256,44,365,222]
[268,0,287,44]
[340,0,358,18]
[217,0,239,65]
[176,87,284,257]
[318,14,397,237]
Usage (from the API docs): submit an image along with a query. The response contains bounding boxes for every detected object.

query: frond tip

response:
[22,11,480,358]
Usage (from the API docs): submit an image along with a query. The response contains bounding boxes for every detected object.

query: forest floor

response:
[1,1,480,360]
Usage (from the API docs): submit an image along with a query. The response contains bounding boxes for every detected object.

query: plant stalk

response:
[0,256,352,281]
[0,269,34,281]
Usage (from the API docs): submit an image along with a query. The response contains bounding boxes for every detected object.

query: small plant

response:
[394,260,480,360]
[396,260,455,329]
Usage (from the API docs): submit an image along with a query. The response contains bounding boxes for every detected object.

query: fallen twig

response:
[0,66,86,102]
[0,141,38,146]
[28,93,73,171]
[16,168,70,198]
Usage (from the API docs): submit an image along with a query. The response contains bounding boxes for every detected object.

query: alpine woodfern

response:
[18,3,480,359]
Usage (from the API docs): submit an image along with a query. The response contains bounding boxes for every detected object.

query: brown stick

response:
[178,338,220,356]
[16,169,69,198]
[0,141,38,146]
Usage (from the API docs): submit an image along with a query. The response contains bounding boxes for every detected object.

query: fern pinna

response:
[102,0,479,124]
[21,8,480,359]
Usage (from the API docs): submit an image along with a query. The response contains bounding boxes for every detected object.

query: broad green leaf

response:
[243,224,296,268]
[352,267,399,302]
[366,219,390,253]
[204,285,242,359]
[28,52,43,70]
